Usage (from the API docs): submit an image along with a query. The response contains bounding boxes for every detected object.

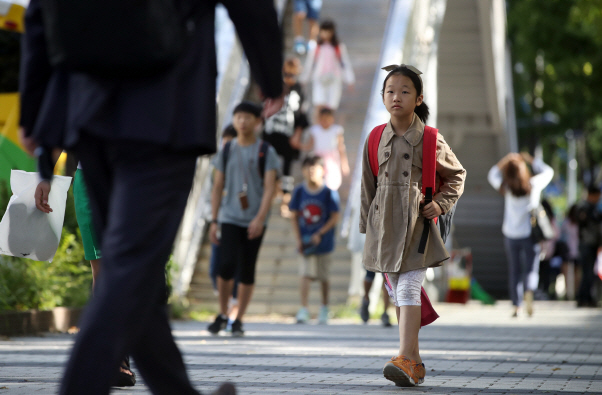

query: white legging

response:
[384,268,427,307]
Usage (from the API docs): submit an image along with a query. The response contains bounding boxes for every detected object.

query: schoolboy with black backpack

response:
[208,101,280,337]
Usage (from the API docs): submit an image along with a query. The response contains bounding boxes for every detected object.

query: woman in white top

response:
[488,152,554,317]
[300,19,355,111]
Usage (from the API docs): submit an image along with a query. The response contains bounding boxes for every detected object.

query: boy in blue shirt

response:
[289,155,340,324]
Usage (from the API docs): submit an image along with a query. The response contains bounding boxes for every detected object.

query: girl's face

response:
[318,113,335,129]
[382,74,423,119]
[319,28,334,43]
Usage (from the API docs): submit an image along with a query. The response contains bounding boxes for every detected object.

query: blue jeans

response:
[504,236,541,306]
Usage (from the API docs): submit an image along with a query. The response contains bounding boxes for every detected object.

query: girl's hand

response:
[421,201,442,220]
[341,161,350,177]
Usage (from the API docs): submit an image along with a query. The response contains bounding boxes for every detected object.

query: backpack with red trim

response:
[314,44,344,67]
[367,123,457,252]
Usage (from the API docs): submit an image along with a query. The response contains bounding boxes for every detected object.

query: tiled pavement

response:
[1,301,601,394]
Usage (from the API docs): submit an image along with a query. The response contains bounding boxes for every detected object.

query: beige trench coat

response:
[359,115,466,274]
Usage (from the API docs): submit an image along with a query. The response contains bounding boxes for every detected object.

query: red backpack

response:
[367,123,441,327]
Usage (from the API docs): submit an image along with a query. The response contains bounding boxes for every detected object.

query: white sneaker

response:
[296,307,310,323]
[318,306,329,325]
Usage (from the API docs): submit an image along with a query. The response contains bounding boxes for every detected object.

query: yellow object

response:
[0,1,25,33]
[448,276,471,291]
[0,93,20,146]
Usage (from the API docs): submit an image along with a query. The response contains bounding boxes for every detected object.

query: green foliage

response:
[0,181,92,311]
[508,0,602,166]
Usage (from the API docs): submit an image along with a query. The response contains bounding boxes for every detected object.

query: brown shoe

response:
[383,356,421,387]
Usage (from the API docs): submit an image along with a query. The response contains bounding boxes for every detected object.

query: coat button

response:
[376,204,379,210]
[385,171,389,177]
[403,171,409,177]
[385,151,390,158]
[404,153,410,160]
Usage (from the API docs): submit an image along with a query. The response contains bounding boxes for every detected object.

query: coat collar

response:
[382,113,425,147]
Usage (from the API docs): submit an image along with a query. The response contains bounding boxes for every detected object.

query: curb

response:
[0,307,83,337]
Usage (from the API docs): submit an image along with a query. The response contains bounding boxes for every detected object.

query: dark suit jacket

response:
[20,0,283,154]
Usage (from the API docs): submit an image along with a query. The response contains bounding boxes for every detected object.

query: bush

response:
[0,180,92,311]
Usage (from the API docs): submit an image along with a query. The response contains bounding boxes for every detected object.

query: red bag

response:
[367,123,440,327]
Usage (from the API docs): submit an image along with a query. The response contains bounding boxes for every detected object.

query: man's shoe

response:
[296,307,310,324]
[211,382,236,395]
[383,356,421,387]
[318,306,329,324]
[231,319,244,337]
[207,314,228,335]
[381,311,392,327]
[359,298,370,323]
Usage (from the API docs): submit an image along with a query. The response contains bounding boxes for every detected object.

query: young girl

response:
[360,65,466,387]
[300,19,355,112]
[299,107,349,191]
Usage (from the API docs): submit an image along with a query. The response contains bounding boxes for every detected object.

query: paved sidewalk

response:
[1,301,601,394]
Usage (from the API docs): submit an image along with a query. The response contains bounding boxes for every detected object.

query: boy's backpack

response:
[40,0,192,79]
[367,124,457,254]
[222,140,271,182]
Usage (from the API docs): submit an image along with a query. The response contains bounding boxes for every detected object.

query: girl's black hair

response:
[381,65,430,123]
[317,19,340,47]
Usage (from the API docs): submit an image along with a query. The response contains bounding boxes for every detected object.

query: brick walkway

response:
[1,302,601,394]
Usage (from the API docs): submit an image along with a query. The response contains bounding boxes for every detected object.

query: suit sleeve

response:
[220,0,283,98]
[19,0,53,135]
[359,136,376,234]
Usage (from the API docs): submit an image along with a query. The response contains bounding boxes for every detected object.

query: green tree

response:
[507,0,602,170]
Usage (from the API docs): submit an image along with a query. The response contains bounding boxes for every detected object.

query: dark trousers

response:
[59,134,200,395]
[504,236,541,307]
[578,244,597,303]
[218,223,265,285]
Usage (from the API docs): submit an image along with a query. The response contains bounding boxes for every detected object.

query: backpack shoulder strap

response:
[335,45,343,66]
[418,125,439,254]
[421,126,438,197]
[222,140,232,182]
[367,124,387,178]
[258,140,269,180]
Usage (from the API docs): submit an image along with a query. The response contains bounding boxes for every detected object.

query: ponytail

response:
[414,102,430,124]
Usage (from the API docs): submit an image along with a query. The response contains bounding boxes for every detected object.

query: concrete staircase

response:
[186,0,389,316]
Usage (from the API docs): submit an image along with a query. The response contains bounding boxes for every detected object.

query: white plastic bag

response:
[0,170,72,262]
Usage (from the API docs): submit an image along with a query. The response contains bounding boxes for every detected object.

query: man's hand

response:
[248,216,264,239]
[35,181,52,213]
[19,127,38,156]
[297,239,304,253]
[311,233,322,246]
[421,200,442,220]
[209,222,220,245]
[262,95,285,119]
